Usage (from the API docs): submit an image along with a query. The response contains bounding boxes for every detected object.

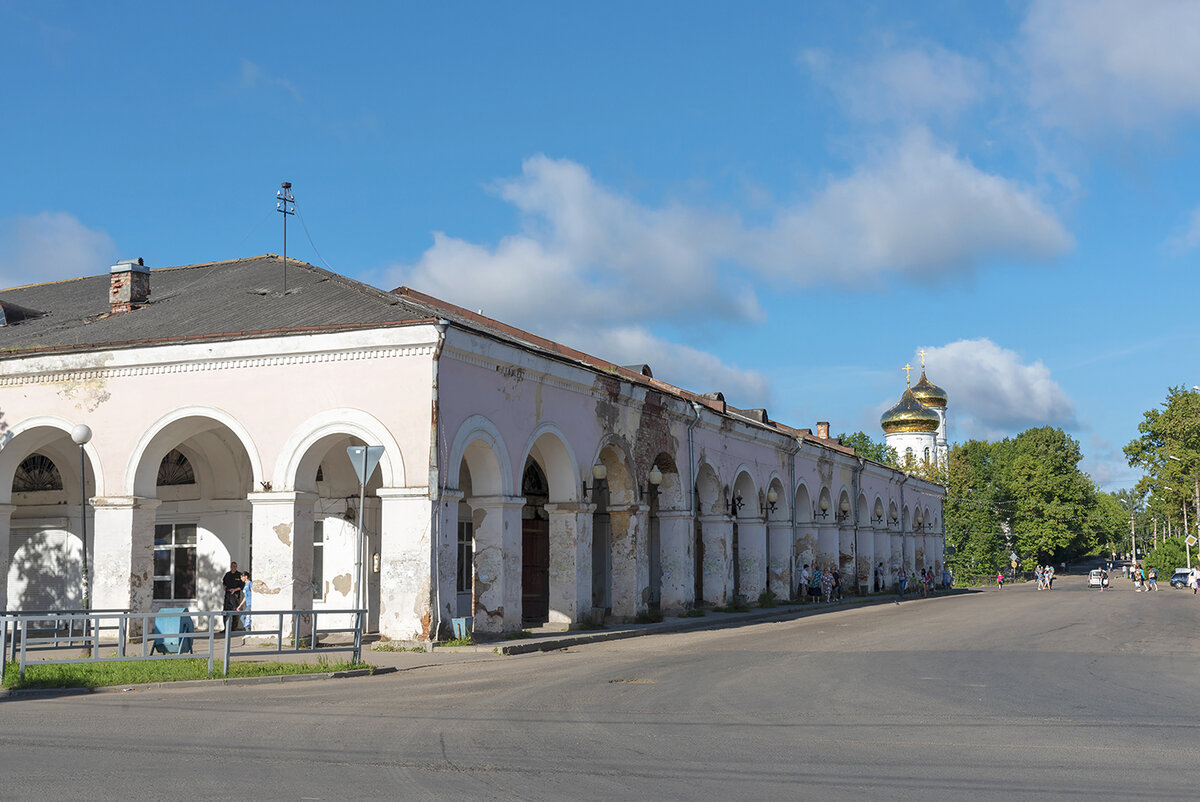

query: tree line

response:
[841,427,1123,579]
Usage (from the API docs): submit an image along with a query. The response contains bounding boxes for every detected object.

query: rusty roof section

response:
[391,285,732,416]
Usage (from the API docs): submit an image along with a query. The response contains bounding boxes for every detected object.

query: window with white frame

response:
[153,523,197,600]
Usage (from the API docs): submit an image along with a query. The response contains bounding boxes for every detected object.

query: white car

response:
[1088,569,1105,589]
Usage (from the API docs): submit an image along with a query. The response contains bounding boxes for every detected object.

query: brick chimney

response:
[816,421,830,439]
[110,258,149,314]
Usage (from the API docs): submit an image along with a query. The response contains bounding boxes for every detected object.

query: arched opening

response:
[2,423,99,612]
[130,414,256,612]
[449,422,513,633]
[520,459,550,627]
[292,434,384,630]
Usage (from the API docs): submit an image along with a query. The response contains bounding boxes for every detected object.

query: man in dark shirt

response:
[222,561,244,630]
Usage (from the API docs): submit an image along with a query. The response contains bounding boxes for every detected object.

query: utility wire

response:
[297,209,336,273]
[229,208,274,259]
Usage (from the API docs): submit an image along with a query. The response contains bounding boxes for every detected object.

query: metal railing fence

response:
[2,608,363,683]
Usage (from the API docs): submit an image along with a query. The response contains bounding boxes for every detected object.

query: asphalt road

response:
[3,575,1198,800]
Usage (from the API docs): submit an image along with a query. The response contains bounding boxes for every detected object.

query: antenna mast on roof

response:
[276,181,295,294]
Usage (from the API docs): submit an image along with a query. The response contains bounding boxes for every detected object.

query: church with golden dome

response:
[881,351,948,470]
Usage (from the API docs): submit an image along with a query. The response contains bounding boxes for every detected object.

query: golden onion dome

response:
[910,368,947,408]
[880,388,940,434]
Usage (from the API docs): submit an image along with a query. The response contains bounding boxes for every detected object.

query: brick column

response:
[469,495,524,634]
[737,518,768,601]
[248,491,316,635]
[376,487,435,641]
[91,496,160,616]
[544,501,595,626]
[657,510,695,612]
[698,514,733,606]
[608,502,649,620]
[766,519,792,600]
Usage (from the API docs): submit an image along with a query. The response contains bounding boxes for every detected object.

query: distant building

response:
[0,255,944,640]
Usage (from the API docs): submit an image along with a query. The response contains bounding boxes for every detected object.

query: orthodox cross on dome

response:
[918,348,927,369]
[903,363,913,386]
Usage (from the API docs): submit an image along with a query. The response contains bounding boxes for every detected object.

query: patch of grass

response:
[502,630,532,640]
[713,595,751,613]
[3,657,369,691]
[634,609,664,624]
[439,636,475,647]
[371,641,426,653]
[679,608,707,618]
[575,621,607,631]
[757,589,777,608]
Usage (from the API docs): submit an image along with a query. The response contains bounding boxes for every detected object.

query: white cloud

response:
[754,130,1073,282]
[239,59,302,102]
[387,151,1070,407]
[1168,204,1200,252]
[919,338,1077,440]
[1023,0,1200,131]
[0,212,118,290]
[803,44,987,123]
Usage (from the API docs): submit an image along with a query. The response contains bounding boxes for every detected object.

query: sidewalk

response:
[4,588,973,695]
[369,586,975,667]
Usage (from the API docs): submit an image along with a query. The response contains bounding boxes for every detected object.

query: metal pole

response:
[356,449,368,614]
[79,442,89,612]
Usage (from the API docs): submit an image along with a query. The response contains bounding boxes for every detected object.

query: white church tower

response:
[881,352,949,470]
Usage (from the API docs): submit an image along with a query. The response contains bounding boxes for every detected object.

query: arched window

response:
[923,447,931,463]
[13,454,63,492]
[157,449,195,486]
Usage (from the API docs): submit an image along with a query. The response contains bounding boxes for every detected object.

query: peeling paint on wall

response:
[274,522,292,546]
[332,572,352,596]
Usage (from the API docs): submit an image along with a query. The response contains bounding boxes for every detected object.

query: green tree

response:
[837,431,898,467]
[1000,427,1098,567]
[944,440,1005,579]
[1125,386,1200,538]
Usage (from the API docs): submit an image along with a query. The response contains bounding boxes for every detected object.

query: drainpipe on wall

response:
[427,320,450,642]
[687,402,702,512]
[899,474,909,580]
[787,440,801,599]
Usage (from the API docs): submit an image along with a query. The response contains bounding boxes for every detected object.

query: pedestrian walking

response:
[996,572,1004,590]
[1147,566,1158,591]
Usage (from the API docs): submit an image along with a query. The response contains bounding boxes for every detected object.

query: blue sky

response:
[3,1,1199,490]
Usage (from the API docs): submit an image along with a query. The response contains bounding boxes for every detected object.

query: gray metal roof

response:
[0,256,433,356]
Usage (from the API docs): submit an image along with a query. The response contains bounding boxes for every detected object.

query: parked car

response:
[1169,570,1190,589]
[1088,569,1105,589]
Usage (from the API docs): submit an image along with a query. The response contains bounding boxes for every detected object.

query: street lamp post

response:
[70,424,92,611]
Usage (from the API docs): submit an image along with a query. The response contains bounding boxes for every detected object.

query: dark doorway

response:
[521,461,550,627]
[592,480,612,613]
[648,482,661,611]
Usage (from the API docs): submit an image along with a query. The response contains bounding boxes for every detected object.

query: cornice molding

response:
[0,343,435,387]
